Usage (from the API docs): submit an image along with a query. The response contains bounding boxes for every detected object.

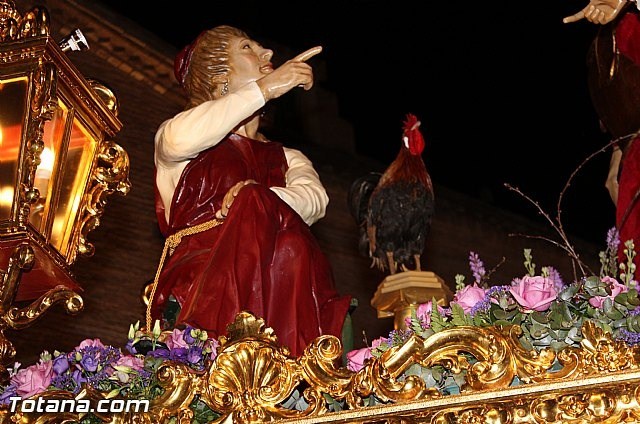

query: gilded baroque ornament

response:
[0,0,48,42]
[4,312,640,423]
[0,0,129,382]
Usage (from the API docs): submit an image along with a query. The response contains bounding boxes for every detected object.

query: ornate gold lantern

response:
[0,1,129,378]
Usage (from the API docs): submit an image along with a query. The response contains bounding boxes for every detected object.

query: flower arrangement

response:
[2,231,639,417]
[0,322,220,423]
[345,142,640,396]
[346,227,640,394]
[1,140,638,419]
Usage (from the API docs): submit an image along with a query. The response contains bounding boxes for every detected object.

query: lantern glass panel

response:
[0,77,28,221]
[49,114,96,256]
[30,104,68,233]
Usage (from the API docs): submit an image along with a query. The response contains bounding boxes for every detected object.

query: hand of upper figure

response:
[216,179,257,219]
[256,46,322,101]
[563,0,627,24]
[605,148,622,204]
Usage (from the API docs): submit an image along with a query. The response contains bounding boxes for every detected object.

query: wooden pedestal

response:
[370,271,453,331]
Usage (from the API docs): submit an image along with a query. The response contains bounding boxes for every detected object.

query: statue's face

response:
[227,36,273,91]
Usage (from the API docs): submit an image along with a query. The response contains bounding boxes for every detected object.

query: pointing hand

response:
[563,0,627,24]
[257,46,323,101]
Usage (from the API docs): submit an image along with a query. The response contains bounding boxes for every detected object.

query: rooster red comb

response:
[402,113,425,155]
[402,113,421,132]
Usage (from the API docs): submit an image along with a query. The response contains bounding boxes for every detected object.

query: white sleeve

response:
[270,147,329,226]
[154,82,265,166]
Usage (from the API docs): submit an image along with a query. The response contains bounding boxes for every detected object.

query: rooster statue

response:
[348,113,434,275]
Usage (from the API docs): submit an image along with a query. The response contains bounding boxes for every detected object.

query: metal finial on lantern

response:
[58,28,89,52]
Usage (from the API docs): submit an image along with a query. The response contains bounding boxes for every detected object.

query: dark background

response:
[104,0,617,245]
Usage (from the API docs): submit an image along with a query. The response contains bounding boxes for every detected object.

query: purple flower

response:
[51,373,79,393]
[78,347,100,372]
[545,266,565,293]
[487,285,511,297]
[71,369,87,388]
[469,251,486,283]
[0,385,16,406]
[187,346,203,364]
[52,355,70,375]
[607,227,620,253]
[183,327,196,345]
[618,329,640,346]
[169,347,189,362]
[125,339,137,355]
[469,298,491,316]
[86,370,110,389]
[148,348,170,359]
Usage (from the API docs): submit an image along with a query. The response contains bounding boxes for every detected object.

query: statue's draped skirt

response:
[151,133,351,356]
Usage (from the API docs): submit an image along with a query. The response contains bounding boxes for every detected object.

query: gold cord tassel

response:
[145,218,224,333]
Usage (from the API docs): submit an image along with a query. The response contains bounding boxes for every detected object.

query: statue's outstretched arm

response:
[563,0,630,24]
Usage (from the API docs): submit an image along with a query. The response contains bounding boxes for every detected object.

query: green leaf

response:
[529,323,550,339]
[492,309,508,320]
[603,300,624,320]
[519,335,534,351]
[627,289,640,306]
[450,303,470,326]
[430,305,448,333]
[531,311,549,324]
[559,284,579,301]
[498,297,511,310]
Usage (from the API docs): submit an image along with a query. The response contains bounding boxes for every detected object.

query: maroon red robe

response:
[151,133,352,356]
[615,12,640,266]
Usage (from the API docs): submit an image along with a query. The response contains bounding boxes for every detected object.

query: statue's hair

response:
[183,25,247,109]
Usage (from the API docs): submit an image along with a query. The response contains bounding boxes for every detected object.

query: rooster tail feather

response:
[347,172,381,225]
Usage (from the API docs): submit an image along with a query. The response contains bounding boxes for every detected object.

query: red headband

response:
[174,31,206,87]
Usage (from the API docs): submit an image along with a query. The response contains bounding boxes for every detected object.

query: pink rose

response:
[164,328,189,350]
[346,337,385,372]
[452,283,488,314]
[206,338,220,361]
[77,338,105,349]
[416,301,434,327]
[11,360,52,398]
[114,355,144,370]
[112,355,145,383]
[509,275,557,312]
[589,276,628,308]
[346,346,372,372]
[414,301,447,328]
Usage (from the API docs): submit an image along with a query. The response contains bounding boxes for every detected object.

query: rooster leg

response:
[386,251,396,274]
[414,254,421,272]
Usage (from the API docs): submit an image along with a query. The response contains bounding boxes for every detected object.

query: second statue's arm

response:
[563,0,632,24]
